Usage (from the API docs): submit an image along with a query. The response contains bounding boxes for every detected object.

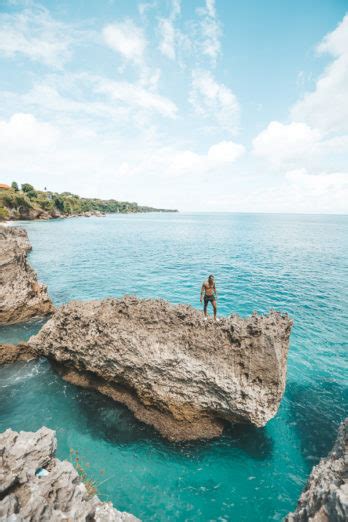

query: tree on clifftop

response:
[11,181,19,191]
[21,183,37,199]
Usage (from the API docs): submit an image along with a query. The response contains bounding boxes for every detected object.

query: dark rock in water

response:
[0,342,36,365]
[28,296,293,441]
[286,418,348,521]
[0,427,139,521]
[0,225,54,325]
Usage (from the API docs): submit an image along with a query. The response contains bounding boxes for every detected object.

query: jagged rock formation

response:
[286,418,348,522]
[0,342,36,365]
[0,225,54,324]
[0,427,139,521]
[28,297,292,441]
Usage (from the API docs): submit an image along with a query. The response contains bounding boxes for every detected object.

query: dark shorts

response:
[204,295,216,305]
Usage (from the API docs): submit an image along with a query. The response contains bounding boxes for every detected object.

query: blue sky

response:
[0,0,347,212]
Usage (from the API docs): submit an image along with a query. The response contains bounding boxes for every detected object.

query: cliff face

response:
[0,226,54,325]
[29,297,292,441]
[286,418,348,522]
[0,427,139,521]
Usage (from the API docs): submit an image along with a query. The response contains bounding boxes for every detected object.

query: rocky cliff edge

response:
[28,297,292,441]
[0,426,139,521]
[286,418,348,521]
[0,225,54,325]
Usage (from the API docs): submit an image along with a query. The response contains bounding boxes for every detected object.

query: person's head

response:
[208,274,214,283]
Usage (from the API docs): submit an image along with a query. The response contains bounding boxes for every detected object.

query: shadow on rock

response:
[71,384,159,444]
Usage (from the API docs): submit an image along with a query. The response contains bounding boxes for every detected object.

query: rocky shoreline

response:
[286,418,348,521]
[2,208,177,224]
[0,225,54,325]
[0,427,139,521]
[5,209,108,221]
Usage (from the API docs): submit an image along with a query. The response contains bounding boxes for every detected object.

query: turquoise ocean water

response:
[0,213,347,521]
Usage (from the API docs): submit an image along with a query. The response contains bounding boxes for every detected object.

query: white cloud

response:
[0,5,85,67]
[102,19,146,63]
[207,168,348,213]
[196,0,221,63]
[159,18,176,60]
[0,112,344,214]
[207,140,245,163]
[0,110,244,210]
[285,168,348,192]
[158,0,221,66]
[189,69,240,133]
[0,112,132,196]
[10,83,129,123]
[166,140,245,175]
[158,0,181,60]
[252,119,348,170]
[0,113,59,150]
[95,78,177,118]
[138,2,157,17]
[252,121,322,165]
[280,168,348,213]
[0,74,177,127]
[291,14,348,133]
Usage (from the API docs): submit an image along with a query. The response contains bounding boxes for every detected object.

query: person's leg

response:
[212,300,217,320]
[204,297,208,317]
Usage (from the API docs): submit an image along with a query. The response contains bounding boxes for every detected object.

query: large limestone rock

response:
[0,427,139,521]
[286,418,348,522]
[29,297,292,441]
[0,225,54,324]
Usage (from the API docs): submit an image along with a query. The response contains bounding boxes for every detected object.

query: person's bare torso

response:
[203,281,215,296]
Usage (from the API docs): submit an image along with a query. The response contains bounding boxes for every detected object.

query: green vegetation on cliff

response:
[0,182,177,221]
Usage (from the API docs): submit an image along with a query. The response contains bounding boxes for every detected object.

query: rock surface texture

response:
[0,342,36,365]
[29,297,292,441]
[286,418,348,522]
[0,225,54,325]
[0,427,139,521]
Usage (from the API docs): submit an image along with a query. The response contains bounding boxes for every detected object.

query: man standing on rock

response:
[200,274,218,320]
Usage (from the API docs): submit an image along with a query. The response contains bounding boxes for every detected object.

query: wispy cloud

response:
[196,0,221,63]
[0,72,178,126]
[158,0,181,60]
[0,5,86,67]
[95,77,178,118]
[189,69,240,133]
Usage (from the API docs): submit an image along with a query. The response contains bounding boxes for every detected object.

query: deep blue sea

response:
[0,213,347,521]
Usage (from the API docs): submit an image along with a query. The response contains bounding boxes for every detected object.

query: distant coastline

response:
[0,182,177,222]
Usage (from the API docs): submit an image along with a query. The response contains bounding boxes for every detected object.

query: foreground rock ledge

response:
[0,225,54,325]
[0,427,138,521]
[286,418,348,522]
[29,297,292,441]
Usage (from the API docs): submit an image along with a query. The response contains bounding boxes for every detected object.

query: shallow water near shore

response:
[1,213,347,521]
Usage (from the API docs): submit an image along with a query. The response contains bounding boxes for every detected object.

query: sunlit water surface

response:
[0,213,347,521]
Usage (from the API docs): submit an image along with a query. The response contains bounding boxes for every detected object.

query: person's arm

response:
[214,284,217,299]
[200,283,205,303]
